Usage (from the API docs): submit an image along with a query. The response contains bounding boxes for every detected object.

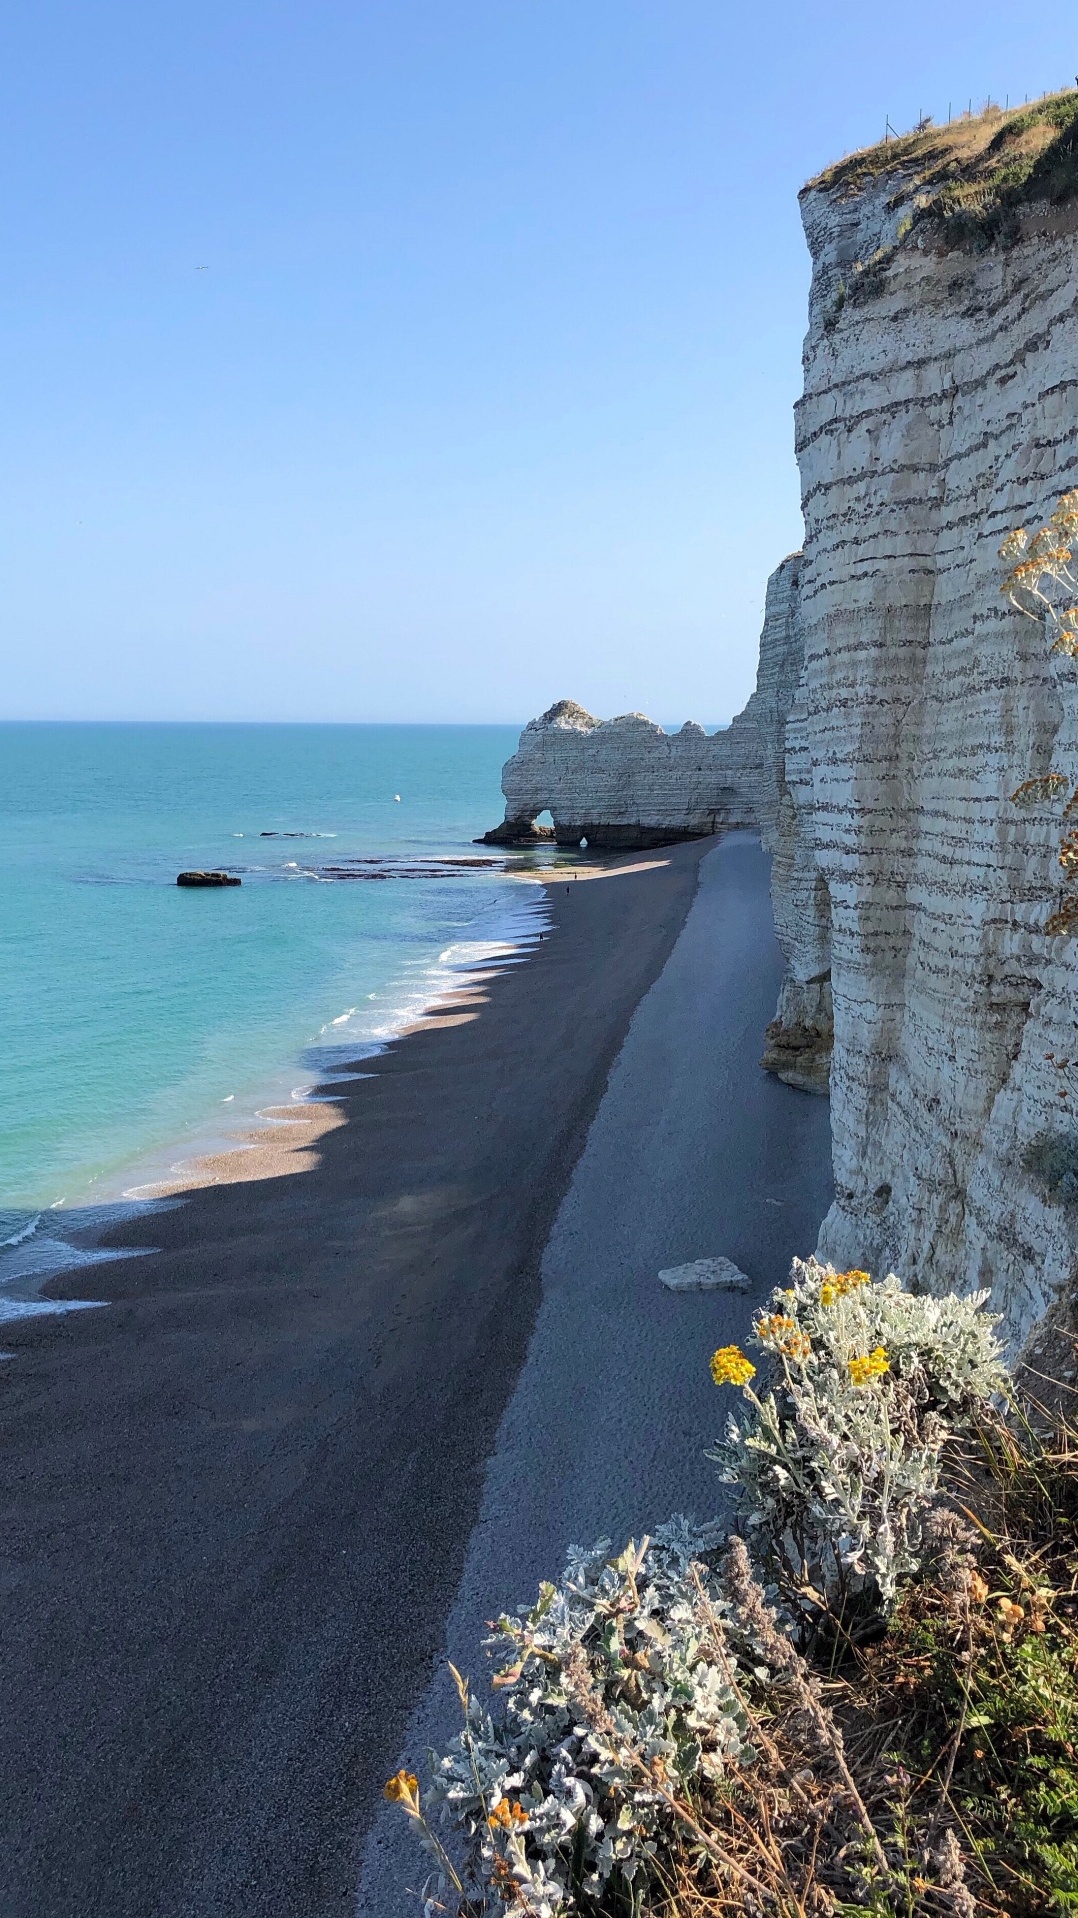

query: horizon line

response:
[0,714,733,730]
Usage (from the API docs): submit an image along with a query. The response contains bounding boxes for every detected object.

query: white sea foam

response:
[295,884,551,1080]
[3,875,551,1339]
[0,1207,164,1323]
[0,1297,107,1325]
[1,1212,42,1249]
[111,891,551,1196]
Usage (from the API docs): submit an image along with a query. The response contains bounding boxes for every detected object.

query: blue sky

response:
[2,2,1074,723]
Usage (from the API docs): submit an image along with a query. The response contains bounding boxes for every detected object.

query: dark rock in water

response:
[176,871,241,887]
[478,818,556,846]
[477,818,705,849]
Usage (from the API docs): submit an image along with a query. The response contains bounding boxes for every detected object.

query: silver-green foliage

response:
[709,1257,1006,1617]
[424,1519,767,1917]
[403,1267,1008,1912]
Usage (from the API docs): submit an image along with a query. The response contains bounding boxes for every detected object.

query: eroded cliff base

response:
[760,973,833,1096]
[480,818,713,851]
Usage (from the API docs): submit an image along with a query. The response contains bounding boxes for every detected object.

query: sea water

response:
[0,723,550,1310]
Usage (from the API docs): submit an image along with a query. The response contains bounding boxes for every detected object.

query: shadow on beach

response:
[0,836,832,1918]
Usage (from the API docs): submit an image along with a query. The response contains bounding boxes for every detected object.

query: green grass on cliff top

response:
[805,92,1078,249]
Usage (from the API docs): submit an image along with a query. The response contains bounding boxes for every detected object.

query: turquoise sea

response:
[0,723,550,1310]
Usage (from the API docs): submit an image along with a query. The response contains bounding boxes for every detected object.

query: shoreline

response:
[118,885,554,1202]
[0,874,554,1315]
[0,839,715,1918]
[0,855,687,1315]
[137,855,676,1202]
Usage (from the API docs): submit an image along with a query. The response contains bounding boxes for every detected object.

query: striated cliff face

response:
[490,105,1078,1345]
[481,573,805,853]
[753,556,835,1094]
[773,136,1078,1341]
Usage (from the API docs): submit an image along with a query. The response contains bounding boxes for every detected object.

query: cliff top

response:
[804,91,1078,249]
[531,699,599,730]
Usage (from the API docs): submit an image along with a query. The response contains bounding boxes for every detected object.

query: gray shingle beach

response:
[0,834,830,1917]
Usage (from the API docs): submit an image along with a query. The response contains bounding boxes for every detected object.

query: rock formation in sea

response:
[481,703,754,849]
[481,551,808,850]
[481,565,827,1073]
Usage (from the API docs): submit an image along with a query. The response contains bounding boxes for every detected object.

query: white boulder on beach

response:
[657,1257,750,1292]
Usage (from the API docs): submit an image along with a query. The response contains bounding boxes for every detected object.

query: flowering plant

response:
[389,1263,1021,1913]
[1000,490,1078,651]
[708,1258,1006,1629]
[999,490,1078,935]
[409,1519,772,1917]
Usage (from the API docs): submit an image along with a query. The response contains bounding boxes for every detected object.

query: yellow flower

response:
[757,1313,797,1342]
[488,1800,528,1829]
[835,1268,871,1294]
[849,1346,890,1386]
[757,1314,812,1362]
[384,1770,420,1807]
[821,1268,871,1307]
[781,1331,813,1361]
[710,1344,756,1387]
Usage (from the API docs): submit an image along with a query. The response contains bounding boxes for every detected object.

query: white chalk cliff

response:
[492,107,1078,1343]
[778,129,1078,1345]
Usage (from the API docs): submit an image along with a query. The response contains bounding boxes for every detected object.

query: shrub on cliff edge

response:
[386,1266,1078,1914]
[1023,1130,1078,1204]
[999,489,1078,936]
[709,1256,1005,1637]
